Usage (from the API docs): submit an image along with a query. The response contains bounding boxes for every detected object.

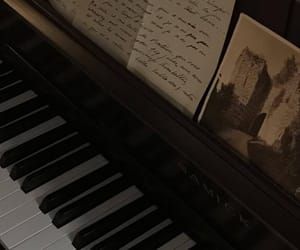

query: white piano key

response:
[0,156,108,231]
[61,186,143,239]
[49,172,123,219]
[43,236,75,250]
[0,201,40,236]
[31,154,108,203]
[158,233,190,250]
[0,90,37,112]
[1,212,52,249]
[0,178,19,200]
[119,219,173,250]
[91,206,157,248]
[44,189,142,250]
[12,225,63,250]
[0,116,66,154]
[0,167,9,182]
[0,128,73,173]
[21,143,92,190]
[6,131,78,169]
[0,190,31,218]
[84,206,160,249]
[175,239,196,249]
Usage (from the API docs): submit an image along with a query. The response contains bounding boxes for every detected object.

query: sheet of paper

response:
[128,0,235,116]
[201,14,300,200]
[72,0,149,65]
[49,0,80,22]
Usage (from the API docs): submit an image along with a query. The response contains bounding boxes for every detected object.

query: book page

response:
[201,14,300,200]
[49,0,79,22]
[128,0,236,116]
[72,0,149,65]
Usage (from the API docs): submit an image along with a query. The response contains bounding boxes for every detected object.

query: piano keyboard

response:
[0,59,198,249]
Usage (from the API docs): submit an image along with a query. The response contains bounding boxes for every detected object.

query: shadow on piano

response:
[0,0,300,249]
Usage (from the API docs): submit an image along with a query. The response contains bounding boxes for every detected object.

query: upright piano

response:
[0,0,300,249]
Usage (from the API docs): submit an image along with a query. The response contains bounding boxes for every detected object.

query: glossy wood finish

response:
[1,0,299,249]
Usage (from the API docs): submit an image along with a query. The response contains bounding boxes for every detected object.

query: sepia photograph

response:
[202,15,300,200]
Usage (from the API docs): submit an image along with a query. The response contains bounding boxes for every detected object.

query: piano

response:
[0,0,299,249]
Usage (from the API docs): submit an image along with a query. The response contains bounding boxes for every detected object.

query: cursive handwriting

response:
[128,0,235,115]
[73,0,148,64]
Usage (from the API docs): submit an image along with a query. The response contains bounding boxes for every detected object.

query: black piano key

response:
[0,61,12,76]
[191,245,214,250]
[40,163,117,213]
[52,177,132,228]
[21,145,98,193]
[91,210,166,250]
[130,224,182,250]
[10,133,87,180]
[0,96,45,126]
[0,72,21,89]
[73,196,152,249]
[0,243,5,250]
[189,246,201,250]
[0,81,28,103]
[189,241,215,250]
[0,107,56,143]
[0,123,74,167]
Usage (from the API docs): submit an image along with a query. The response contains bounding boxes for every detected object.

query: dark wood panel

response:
[222,0,294,60]
[287,0,300,47]
[231,0,293,35]
[2,0,299,249]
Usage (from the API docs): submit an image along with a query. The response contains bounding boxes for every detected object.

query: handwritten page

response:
[49,0,235,116]
[72,0,149,65]
[128,0,235,115]
[49,0,80,22]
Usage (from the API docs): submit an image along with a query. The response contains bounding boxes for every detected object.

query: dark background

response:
[225,0,300,54]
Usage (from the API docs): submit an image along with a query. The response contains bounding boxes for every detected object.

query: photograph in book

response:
[201,14,300,200]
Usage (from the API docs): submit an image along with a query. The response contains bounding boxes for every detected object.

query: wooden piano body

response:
[0,0,300,249]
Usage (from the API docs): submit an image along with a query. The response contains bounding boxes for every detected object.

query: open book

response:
[49,0,235,116]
